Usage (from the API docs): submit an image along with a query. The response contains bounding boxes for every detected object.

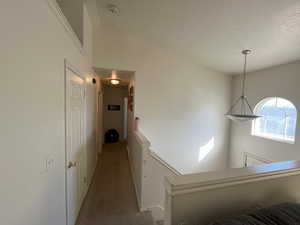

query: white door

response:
[66,67,86,225]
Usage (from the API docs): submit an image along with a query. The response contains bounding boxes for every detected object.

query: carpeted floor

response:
[76,142,154,225]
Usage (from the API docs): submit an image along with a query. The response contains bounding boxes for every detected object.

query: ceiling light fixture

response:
[110,70,120,85]
[110,79,120,85]
[107,4,119,14]
[225,50,260,122]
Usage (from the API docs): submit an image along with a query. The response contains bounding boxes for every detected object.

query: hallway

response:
[76,143,154,225]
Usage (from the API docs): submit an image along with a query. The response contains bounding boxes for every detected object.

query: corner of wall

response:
[227,75,235,168]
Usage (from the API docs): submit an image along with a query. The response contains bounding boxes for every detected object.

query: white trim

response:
[64,59,87,225]
[127,145,142,211]
[149,149,182,176]
[165,160,300,196]
[164,160,300,225]
[65,60,84,79]
[252,133,295,144]
[134,131,182,176]
[134,131,151,148]
[64,59,68,225]
[251,97,297,144]
[45,0,85,55]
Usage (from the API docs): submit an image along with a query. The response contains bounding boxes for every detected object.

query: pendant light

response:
[225,50,260,122]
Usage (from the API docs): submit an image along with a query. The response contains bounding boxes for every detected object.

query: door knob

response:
[68,161,77,169]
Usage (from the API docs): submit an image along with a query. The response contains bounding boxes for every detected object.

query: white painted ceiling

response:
[97,0,300,74]
[95,68,134,86]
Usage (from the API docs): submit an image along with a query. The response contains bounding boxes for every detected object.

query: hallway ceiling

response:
[95,68,134,86]
[96,0,300,74]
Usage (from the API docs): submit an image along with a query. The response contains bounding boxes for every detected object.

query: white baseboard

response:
[86,153,100,193]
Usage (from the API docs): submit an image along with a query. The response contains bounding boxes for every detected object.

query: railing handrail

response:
[134,131,182,176]
[149,149,183,176]
[165,160,300,196]
[134,131,151,147]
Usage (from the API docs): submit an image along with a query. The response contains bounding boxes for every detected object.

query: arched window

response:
[252,97,297,143]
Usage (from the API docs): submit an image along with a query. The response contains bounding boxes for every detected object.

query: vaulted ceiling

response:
[96,0,300,74]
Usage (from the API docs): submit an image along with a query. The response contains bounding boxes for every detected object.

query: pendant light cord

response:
[241,52,247,97]
[225,50,259,120]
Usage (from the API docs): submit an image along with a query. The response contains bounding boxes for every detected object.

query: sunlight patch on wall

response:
[198,137,214,162]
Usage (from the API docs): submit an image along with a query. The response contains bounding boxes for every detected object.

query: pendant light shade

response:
[225,50,260,122]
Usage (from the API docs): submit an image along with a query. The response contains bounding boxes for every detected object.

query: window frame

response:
[251,97,297,144]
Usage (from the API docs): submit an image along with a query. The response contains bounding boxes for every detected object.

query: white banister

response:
[148,150,182,176]
[164,160,300,225]
[127,131,181,222]
[134,131,151,148]
[134,131,182,175]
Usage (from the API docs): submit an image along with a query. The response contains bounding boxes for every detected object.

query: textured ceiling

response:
[97,0,300,74]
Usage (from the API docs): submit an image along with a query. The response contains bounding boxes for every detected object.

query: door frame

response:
[64,59,87,225]
[123,97,128,140]
[97,90,104,154]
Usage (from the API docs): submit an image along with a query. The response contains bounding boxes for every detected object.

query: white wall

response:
[56,0,83,43]
[85,76,101,185]
[94,15,231,174]
[103,85,128,141]
[230,61,300,168]
[0,1,98,225]
[84,0,100,187]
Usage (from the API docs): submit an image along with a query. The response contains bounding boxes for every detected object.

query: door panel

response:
[66,67,85,225]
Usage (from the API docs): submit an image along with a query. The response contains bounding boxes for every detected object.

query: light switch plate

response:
[45,157,55,172]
